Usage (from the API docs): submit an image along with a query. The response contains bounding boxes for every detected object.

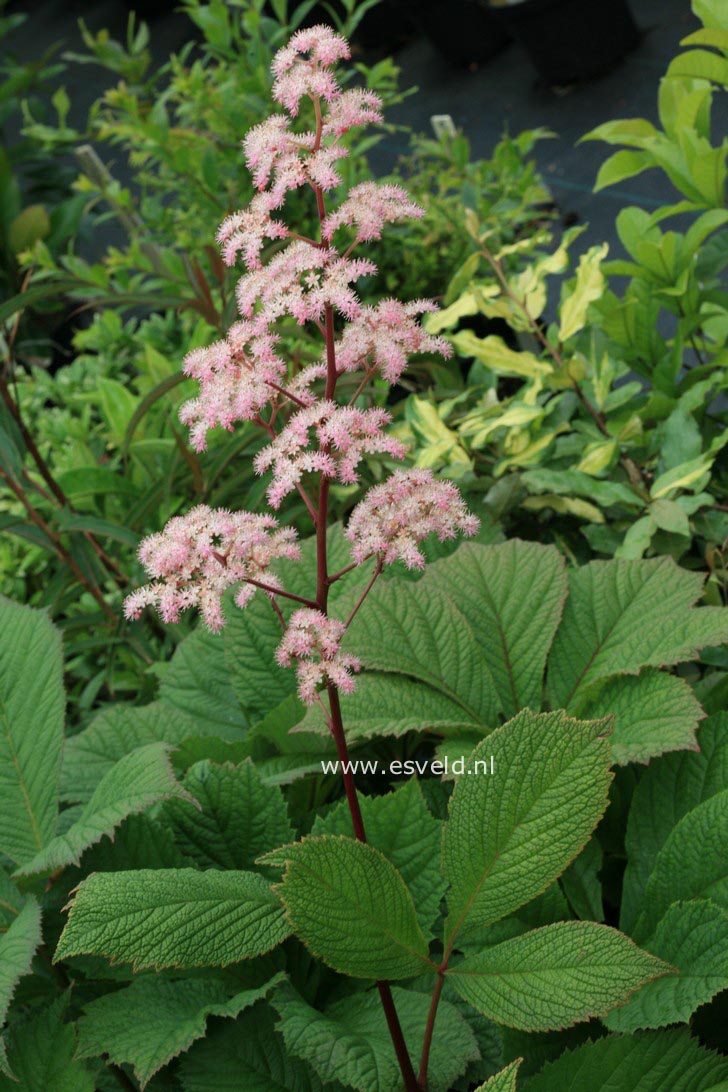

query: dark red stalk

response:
[307,107,421,1088]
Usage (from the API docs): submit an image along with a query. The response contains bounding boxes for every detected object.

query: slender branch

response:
[0,467,116,621]
[328,557,368,584]
[418,971,445,1089]
[242,576,317,608]
[265,379,308,409]
[347,366,376,407]
[344,559,383,629]
[0,372,127,581]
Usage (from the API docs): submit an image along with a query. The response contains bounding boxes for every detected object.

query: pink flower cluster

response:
[254,402,406,508]
[125,25,480,709]
[179,322,284,452]
[346,469,480,569]
[276,609,360,702]
[123,506,299,632]
[336,299,452,384]
[323,182,424,242]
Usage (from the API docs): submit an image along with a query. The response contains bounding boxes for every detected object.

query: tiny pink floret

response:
[276,608,360,702]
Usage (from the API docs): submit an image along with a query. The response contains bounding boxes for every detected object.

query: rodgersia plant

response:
[124,24,479,1089]
[5,22,728,1092]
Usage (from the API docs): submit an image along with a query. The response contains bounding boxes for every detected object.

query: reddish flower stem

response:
[418,970,445,1089]
[307,107,421,1089]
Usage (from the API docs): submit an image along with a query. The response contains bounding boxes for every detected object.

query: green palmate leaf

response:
[273,984,479,1092]
[166,759,293,870]
[301,671,479,740]
[448,922,671,1032]
[632,789,728,943]
[546,557,728,711]
[423,541,568,718]
[345,578,498,726]
[442,711,612,946]
[312,780,445,935]
[179,1005,335,1092]
[582,670,705,764]
[605,900,728,1032]
[526,1029,728,1092]
[17,743,196,877]
[60,702,201,804]
[0,898,42,1076]
[0,998,94,1092]
[265,836,433,979]
[76,973,285,1089]
[474,1060,522,1091]
[0,599,64,866]
[55,869,289,971]
[160,625,249,737]
[621,714,728,933]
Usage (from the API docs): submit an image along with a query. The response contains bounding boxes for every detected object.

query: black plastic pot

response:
[488,0,639,83]
[392,0,512,67]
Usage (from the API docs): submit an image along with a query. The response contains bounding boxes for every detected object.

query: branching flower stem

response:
[305,108,421,1092]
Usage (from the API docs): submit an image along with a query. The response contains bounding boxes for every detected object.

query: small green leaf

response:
[266,835,432,980]
[448,922,671,1031]
[474,1059,522,1091]
[55,869,289,971]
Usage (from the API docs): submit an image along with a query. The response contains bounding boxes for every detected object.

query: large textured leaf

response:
[60,702,201,804]
[17,743,195,876]
[0,899,42,1076]
[160,625,249,736]
[442,711,612,946]
[526,1029,728,1092]
[167,759,293,870]
[474,1060,522,1092]
[606,901,728,1032]
[179,1005,336,1091]
[621,714,728,933]
[0,599,63,866]
[0,998,94,1092]
[581,671,704,765]
[265,836,432,979]
[547,557,728,710]
[448,922,671,1031]
[301,671,480,740]
[312,780,444,936]
[272,984,479,1092]
[76,973,284,1089]
[77,814,188,872]
[55,869,289,970]
[345,578,498,726]
[632,789,728,943]
[425,541,567,717]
